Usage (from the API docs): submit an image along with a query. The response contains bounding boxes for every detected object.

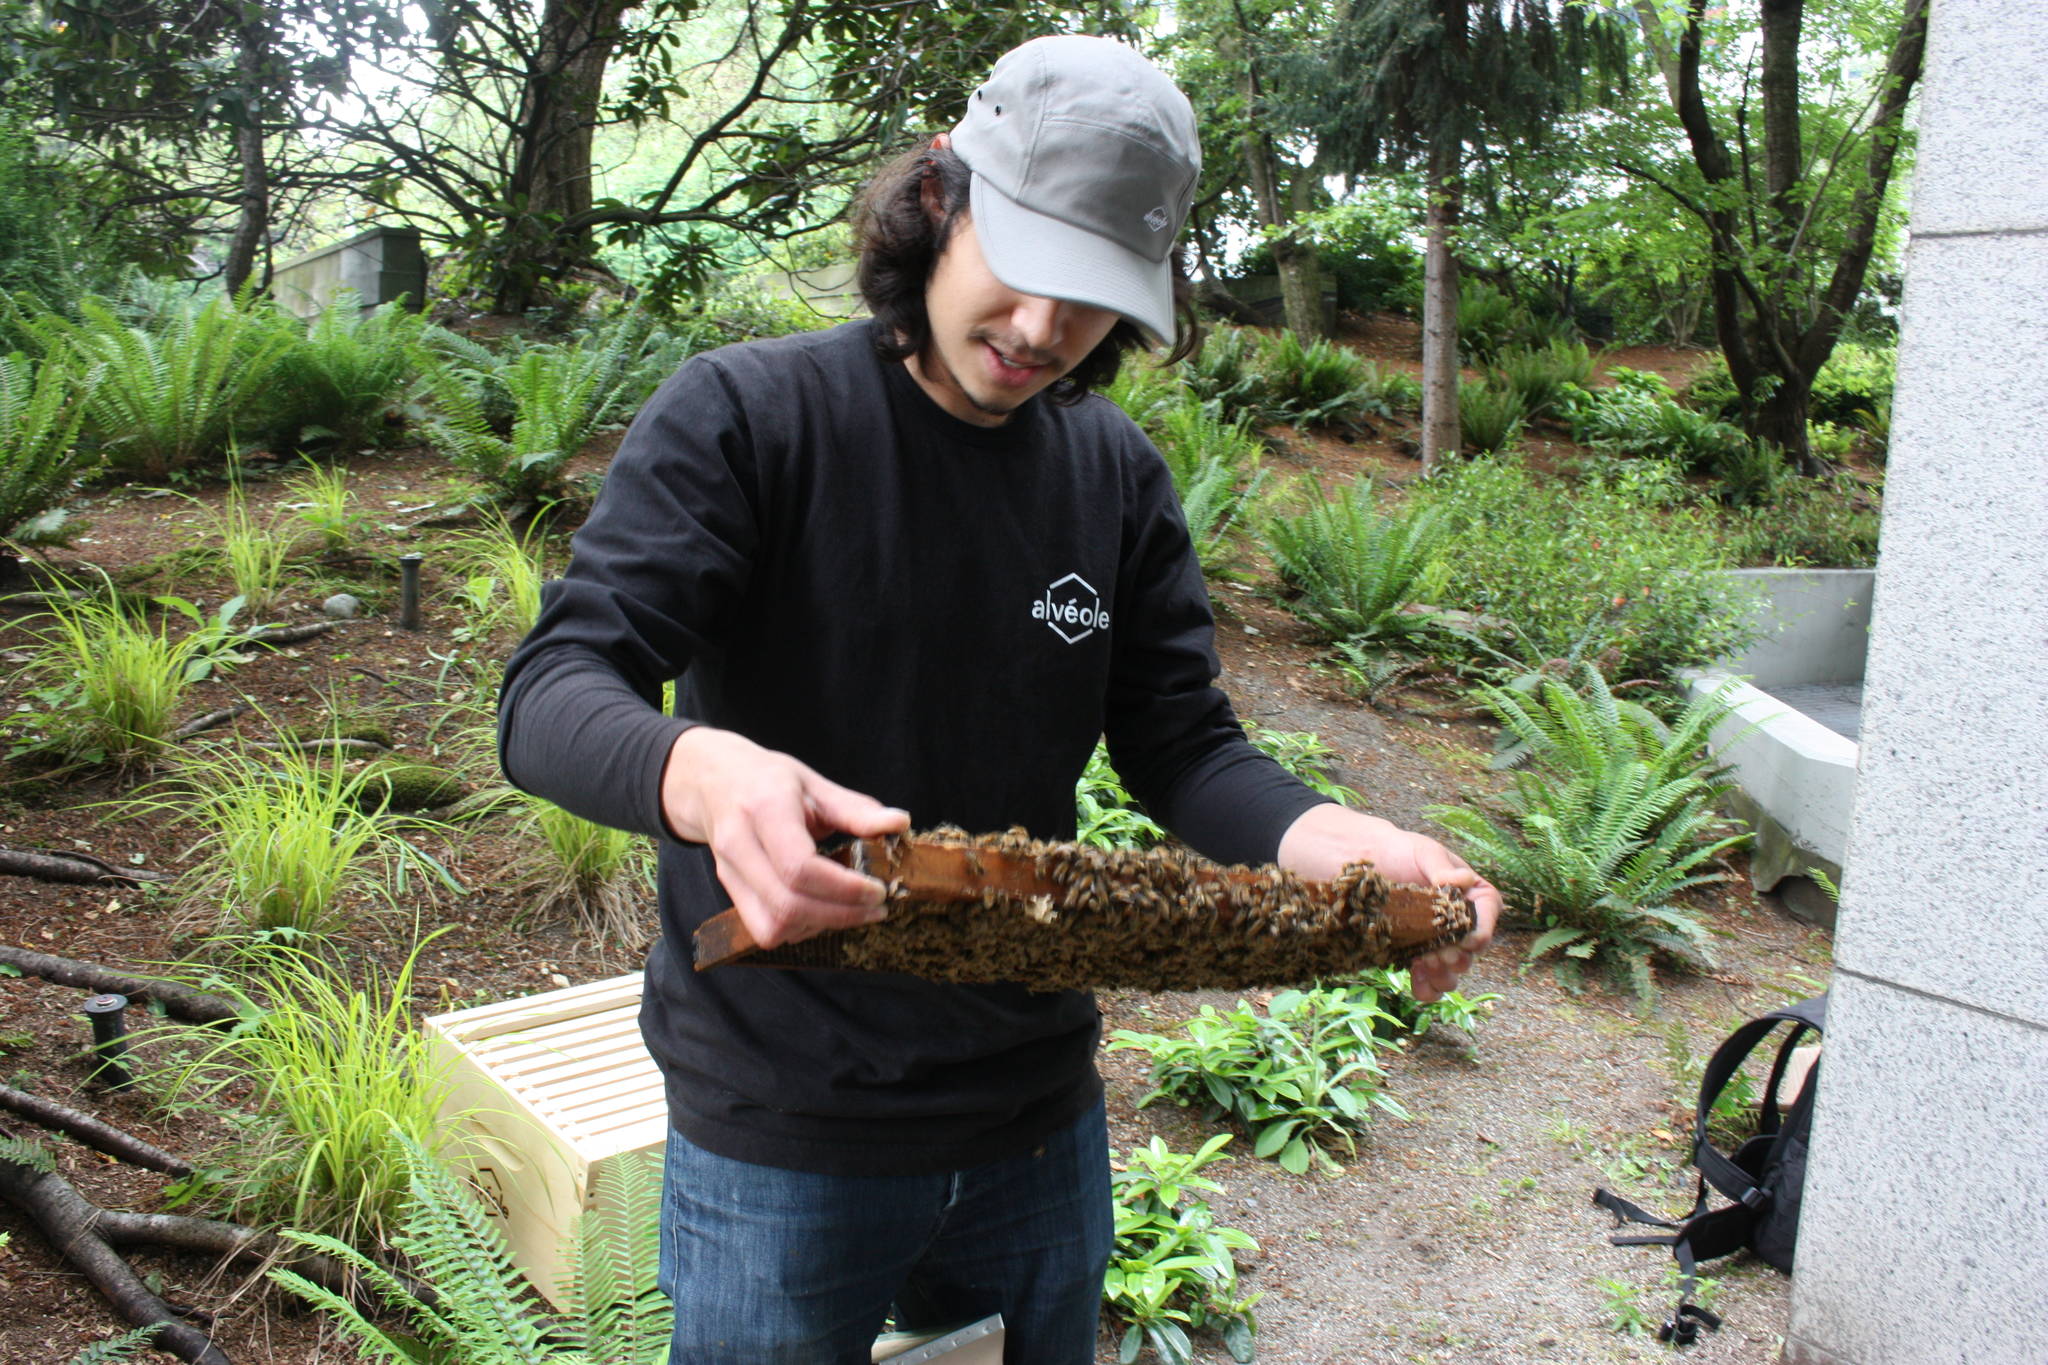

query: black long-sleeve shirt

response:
[499,319,1324,1175]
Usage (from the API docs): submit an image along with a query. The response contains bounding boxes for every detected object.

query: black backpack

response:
[1593,994,1827,1345]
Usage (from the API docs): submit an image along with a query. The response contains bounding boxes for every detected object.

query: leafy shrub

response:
[1076,741,1168,850]
[163,942,461,1245]
[1153,401,1268,576]
[1457,279,1527,363]
[1235,197,1422,315]
[1105,1135,1260,1365]
[1416,455,1760,678]
[1722,475,1882,567]
[1105,356,1189,431]
[131,736,460,939]
[1712,438,1797,508]
[425,335,638,503]
[10,585,250,766]
[1110,987,1410,1177]
[1177,325,1269,425]
[0,350,98,547]
[1487,339,1595,418]
[274,1137,668,1361]
[1263,479,1448,643]
[1571,370,1748,473]
[1355,359,1422,412]
[1254,331,1379,427]
[1426,666,1749,999]
[1456,379,1527,455]
[1243,722,1361,806]
[1809,342,1895,425]
[1342,965,1500,1049]
[261,291,426,453]
[21,294,292,477]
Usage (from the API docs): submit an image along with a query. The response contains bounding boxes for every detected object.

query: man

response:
[500,34,1498,1364]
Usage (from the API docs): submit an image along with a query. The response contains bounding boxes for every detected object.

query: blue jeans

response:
[657,1100,1113,1364]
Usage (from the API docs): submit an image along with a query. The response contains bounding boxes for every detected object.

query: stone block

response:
[1908,0,2048,236]
[1785,978,2048,1365]
[1835,230,2048,1027]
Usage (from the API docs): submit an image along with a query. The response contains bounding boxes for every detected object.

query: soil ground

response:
[0,319,1825,1364]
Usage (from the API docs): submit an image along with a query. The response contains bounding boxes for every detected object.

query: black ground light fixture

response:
[399,551,424,630]
[80,993,134,1090]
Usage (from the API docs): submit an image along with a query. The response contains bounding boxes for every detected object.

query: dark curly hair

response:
[852,139,1201,403]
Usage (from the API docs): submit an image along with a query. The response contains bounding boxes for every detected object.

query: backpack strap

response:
[1593,1188,1731,1346]
[1692,995,1828,1208]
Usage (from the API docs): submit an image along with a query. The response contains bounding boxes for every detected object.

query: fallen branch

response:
[170,702,251,742]
[0,1146,233,1365]
[0,1084,191,1176]
[0,847,173,887]
[0,1148,395,1365]
[244,621,336,647]
[0,946,240,1026]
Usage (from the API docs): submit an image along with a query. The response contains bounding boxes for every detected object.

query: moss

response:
[355,761,467,812]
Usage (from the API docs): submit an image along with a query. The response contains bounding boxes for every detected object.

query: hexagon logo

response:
[1031,572,1111,644]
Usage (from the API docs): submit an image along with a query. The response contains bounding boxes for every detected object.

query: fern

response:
[64,1327,163,1365]
[25,293,292,476]
[1427,666,1751,999]
[0,1135,54,1171]
[0,349,98,544]
[1262,479,1447,642]
[264,290,426,452]
[426,323,644,502]
[1457,379,1529,455]
[1486,339,1593,418]
[271,1137,671,1365]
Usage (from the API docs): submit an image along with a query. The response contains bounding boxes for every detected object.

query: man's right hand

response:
[660,727,911,949]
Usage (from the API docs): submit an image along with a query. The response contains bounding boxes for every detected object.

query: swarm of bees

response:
[743,826,1475,993]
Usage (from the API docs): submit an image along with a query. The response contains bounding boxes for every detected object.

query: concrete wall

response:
[1715,568,1874,691]
[1781,3,2048,1362]
[271,227,427,319]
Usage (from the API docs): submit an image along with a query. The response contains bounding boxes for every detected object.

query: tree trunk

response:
[1419,134,1463,475]
[220,20,271,298]
[1234,38,1322,341]
[492,0,632,313]
[1755,374,1821,476]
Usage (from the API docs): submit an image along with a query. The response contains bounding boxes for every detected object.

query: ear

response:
[919,134,954,226]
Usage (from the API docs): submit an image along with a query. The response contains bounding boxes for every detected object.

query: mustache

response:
[971,329,1055,368]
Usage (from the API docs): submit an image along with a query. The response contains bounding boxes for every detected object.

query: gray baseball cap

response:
[949,35,1200,342]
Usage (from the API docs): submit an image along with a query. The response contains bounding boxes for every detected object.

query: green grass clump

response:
[449,511,550,644]
[13,583,243,767]
[202,479,299,615]
[516,794,653,950]
[1263,479,1447,644]
[133,740,459,939]
[162,942,460,1247]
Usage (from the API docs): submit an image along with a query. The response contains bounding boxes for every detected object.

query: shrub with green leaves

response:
[1456,378,1527,455]
[1243,722,1361,806]
[1342,965,1500,1048]
[1416,454,1759,678]
[1487,339,1594,419]
[1571,370,1747,473]
[1722,474,1881,568]
[262,291,426,453]
[1426,666,1750,999]
[1151,400,1268,576]
[1808,342,1895,426]
[274,1137,668,1361]
[10,585,250,766]
[425,316,654,502]
[21,293,292,476]
[1111,987,1410,1177]
[1254,331,1379,427]
[1,349,98,548]
[163,942,461,1246]
[1263,479,1448,643]
[130,737,461,939]
[1177,325,1269,425]
[1105,1135,1260,1365]
[1076,741,1168,851]
[1457,279,1526,363]
[1105,356,1189,431]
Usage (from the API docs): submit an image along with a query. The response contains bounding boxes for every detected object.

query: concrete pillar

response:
[1781,3,2048,1363]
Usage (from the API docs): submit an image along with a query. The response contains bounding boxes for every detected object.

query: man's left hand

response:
[1276,802,1501,1003]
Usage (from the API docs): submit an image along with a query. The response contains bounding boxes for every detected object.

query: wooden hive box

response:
[423,973,665,1311]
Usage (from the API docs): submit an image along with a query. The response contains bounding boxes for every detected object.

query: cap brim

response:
[969,174,1175,344]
